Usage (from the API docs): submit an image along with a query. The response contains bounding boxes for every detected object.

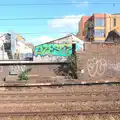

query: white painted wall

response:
[0,34,9,60]
[16,41,33,59]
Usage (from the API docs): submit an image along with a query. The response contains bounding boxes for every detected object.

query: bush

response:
[54,54,78,79]
[18,68,31,81]
[19,72,28,81]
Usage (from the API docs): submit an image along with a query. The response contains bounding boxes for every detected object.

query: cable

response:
[2,16,112,20]
[0,16,120,21]
[0,24,69,27]
[4,32,75,35]
[0,17,82,20]
[0,2,119,6]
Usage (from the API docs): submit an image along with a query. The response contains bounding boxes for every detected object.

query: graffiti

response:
[9,65,27,75]
[34,56,67,62]
[107,62,120,71]
[0,66,3,72]
[87,58,107,77]
[98,44,120,50]
[34,44,72,57]
[87,57,120,77]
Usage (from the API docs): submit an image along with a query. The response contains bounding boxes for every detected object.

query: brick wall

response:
[76,42,120,82]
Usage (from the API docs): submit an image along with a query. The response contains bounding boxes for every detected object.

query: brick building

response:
[77,13,120,42]
[76,16,89,40]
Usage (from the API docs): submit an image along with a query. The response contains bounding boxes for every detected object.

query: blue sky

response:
[0,0,119,45]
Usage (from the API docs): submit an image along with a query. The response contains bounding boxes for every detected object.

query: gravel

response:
[0,101,119,112]
[1,85,120,93]
[0,114,120,120]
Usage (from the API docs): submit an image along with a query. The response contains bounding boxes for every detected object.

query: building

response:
[105,27,120,43]
[78,13,120,42]
[16,40,33,60]
[0,32,34,60]
[34,34,84,62]
[0,33,11,60]
[76,16,89,40]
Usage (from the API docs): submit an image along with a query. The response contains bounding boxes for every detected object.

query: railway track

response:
[0,109,119,116]
[0,91,119,96]
[0,91,119,102]
[2,81,120,87]
[0,96,119,103]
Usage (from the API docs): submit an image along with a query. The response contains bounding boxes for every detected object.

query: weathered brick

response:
[76,43,120,82]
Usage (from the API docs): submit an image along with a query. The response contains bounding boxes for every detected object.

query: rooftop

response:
[112,13,120,15]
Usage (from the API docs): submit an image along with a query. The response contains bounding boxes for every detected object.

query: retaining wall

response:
[76,42,120,82]
[0,61,68,81]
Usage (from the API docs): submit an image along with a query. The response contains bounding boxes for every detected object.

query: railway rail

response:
[0,91,119,102]
[0,92,119,101]
[0,109,119,116]
[2,81,120,87]
[0,96,119,103]
[0,91,119,96]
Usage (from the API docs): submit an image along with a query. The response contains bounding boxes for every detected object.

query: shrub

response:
[18,68,31,81]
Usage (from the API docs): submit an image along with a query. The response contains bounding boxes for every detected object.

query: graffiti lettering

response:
[107,62,120,71]
[87,58,107,77]
[9,65,27,74]
[34,44,72,57]
[34,56,67,62]
[98,44,120,50]
[87,57,120,77]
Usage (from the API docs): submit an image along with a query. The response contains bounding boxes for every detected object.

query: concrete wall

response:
[76,42,120,82]
[0,62,68,81]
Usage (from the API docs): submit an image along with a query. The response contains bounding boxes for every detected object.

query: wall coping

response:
[0,61,68,65]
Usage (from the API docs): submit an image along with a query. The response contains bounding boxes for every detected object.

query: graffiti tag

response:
[9,65,27,74]
[34,56,67,62]
[87,58,107,77]
[107,62,120,71]
[87,57,120,77]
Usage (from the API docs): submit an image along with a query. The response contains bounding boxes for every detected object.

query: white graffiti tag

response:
[87,58,107,77]
[107,62,120,71]
[9,65,27,74]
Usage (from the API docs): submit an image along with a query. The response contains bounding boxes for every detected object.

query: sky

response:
[0,0,119,45]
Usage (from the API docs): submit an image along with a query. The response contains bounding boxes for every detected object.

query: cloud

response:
[27,14,85,45]
[39,36,53,44]
[48,14,84,31]
[29,36,53,46]
[72,1,88,7]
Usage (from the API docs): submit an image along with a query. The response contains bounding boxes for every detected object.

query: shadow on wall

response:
[53,54,78,79]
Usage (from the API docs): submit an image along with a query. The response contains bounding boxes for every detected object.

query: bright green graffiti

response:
[34,44,72,57]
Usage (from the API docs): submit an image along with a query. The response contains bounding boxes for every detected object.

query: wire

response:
[0,17,82,20]
[0,16,120,21]
[6,32,75,35]
[0,2,119,6]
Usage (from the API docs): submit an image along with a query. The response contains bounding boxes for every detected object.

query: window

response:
[94,30,105,37]
[94,18,104,26]
[113,18,116,26]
